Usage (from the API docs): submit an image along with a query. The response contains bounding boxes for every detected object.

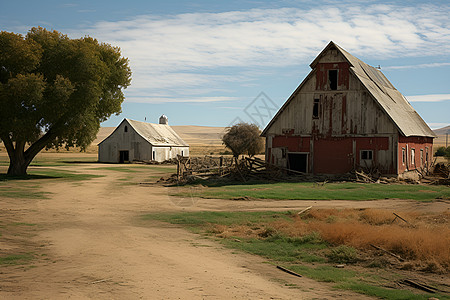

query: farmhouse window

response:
[411,148,415,165]
[402,148,406,165]
[329,70,338,90]
[425,147,429,164]
[313,98,320,118]
[360,150,373,160]
[420,149,424,166]
[124,125,128,132]
[152,151,156,160]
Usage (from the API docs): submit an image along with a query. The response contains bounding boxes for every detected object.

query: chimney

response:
[159,114,168,125]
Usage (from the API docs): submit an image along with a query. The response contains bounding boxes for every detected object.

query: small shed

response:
[98,116,189,163]
[262,41,435,177]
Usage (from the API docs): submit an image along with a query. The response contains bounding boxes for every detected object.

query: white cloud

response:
[125,96,240,104]
[406,94,450,102]
[70,4,450,103]
[428,123,450,129]
[383,62,450,70]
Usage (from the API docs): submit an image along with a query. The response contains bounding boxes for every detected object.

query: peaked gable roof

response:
[262,41,435,138]
[99,118,189,147]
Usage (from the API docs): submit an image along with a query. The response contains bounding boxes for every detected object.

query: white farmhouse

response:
[98,116,189,163]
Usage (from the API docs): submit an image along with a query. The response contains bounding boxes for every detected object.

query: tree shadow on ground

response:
[0,174,61,181]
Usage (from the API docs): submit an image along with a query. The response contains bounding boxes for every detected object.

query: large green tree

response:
[0,27,131,175]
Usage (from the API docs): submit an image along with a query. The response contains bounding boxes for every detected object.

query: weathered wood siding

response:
[265,49,398,174]
[265,51,397,137]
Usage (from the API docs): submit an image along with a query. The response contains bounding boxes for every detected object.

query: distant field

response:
[433,125,450,147]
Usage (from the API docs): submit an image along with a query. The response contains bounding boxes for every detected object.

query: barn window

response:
[313,98,320,118]
[402,148,406,165]
[360,150,373,160]
[329,70,338,90]
[152,151,156,160]
[411,148,415,165]
[124,125,128,132]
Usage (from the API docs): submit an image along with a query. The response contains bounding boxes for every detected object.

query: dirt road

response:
[1,162,446,299]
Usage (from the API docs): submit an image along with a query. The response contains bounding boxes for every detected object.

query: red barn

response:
[261,42,435,178]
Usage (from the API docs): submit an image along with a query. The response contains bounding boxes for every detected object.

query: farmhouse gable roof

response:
[99,118,189,147]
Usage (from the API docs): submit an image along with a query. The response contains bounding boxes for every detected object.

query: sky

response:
[1,0,449,130]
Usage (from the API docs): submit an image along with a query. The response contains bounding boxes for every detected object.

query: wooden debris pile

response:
[175,155,335,183]
[354,170,396,184]
[433,163,449,178]
[176,155,235,181]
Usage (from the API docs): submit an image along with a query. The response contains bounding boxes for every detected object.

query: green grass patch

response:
[0,253,34,265]
[94,166,143,173]
[29,168,102,181]
[336,282,444,300]
[143,211,293,226]
[0,186,49,199]
[93,165,176,174]
[11,222,37,226]
[174,182,450,201]
[223,235,327,263]
[0,168,102,182]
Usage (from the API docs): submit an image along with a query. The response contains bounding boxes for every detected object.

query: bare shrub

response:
[222,123,264,158]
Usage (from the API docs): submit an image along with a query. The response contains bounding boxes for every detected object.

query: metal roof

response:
[126,119,189,146]
[263,41,436,138]
[98,118,189,147]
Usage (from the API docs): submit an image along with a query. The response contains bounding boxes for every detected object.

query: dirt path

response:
[1,162,447,299]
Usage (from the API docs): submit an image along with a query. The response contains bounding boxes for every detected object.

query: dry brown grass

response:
[212,209,450,273]
[189,144,229,156]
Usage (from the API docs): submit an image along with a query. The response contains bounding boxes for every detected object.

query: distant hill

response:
[433,125,450,147]
[433,125,450,136]
[94,125,226,146]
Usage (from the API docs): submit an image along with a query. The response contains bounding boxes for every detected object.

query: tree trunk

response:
[5,141,32,176]
[2,133,54,176]
[7,153,30,176]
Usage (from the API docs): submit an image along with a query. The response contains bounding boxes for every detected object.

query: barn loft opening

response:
[124,125,128,132]
[313,98,320,118]
[329,70,338,90]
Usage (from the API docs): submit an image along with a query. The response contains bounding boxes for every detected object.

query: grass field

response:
[143,210,450,300]
[174,181,450,202]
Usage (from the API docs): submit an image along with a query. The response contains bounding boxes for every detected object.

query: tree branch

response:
[24,129,57,162]
[0,134,15,158]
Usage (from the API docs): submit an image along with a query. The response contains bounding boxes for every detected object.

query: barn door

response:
[119,151,129,163]
[288,153,308,172]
